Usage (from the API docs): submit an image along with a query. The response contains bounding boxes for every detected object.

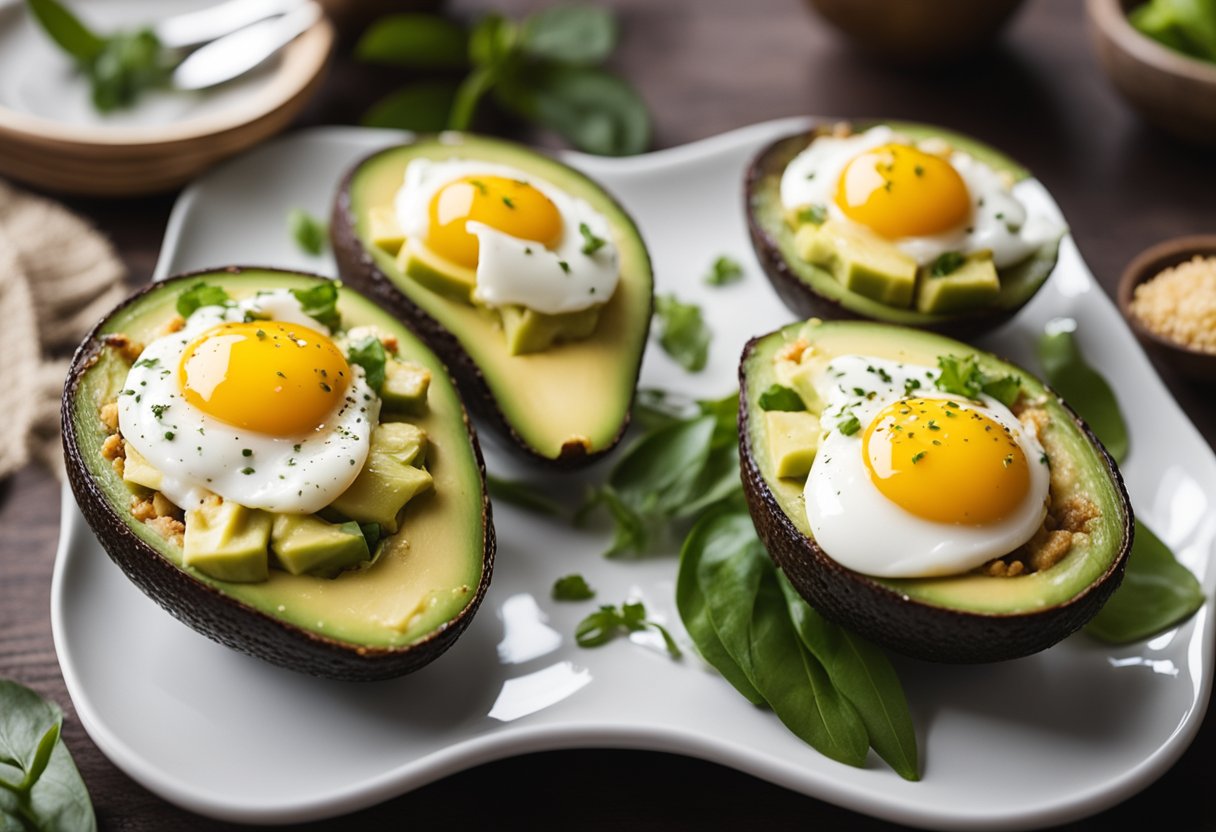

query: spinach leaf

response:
[288,209,327,257]
[1036,326,1129,464]
[175,282,229,318]
[355,14,469,68]
[347,336,387,393]
[487,473,563,516]
[654,293,711,372]
[553,574,595,601]
[1086,519,1205,643]
[0,680,96,832]
[291,281,341,331]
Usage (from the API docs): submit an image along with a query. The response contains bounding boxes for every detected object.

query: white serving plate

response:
[51,120,1216,829]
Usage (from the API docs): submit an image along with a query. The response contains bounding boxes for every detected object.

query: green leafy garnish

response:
[552,574,596,601]
[0,679,97,830]
[677,509,918,779]
[356,5,650,156]
[291,282,341,332]
[288,209,327,257]
[705,255,744,286]
[486,473,563,516]
[575,601,681,657]
[347,336,387,393]
[757,384,806,412]
[28,0,173,112]
[837,414,861,436]
[1036,326,1128,464]
[797,204,827,225]
[929,251,966,277]
[1129,0,1216,63]
[935,354,1022,406]
[175,282,229,318]
[578,222,606,255]
[654,294,711,372]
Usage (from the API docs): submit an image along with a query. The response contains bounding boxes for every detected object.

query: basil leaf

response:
[575,601,679,657]
[1036,327,1129,464]
[705,255,744,286]
[498,65,650,156]
[553,574,595,601]
[1086,519,1205,643]
[362,81,459,132]
[609,414,716,515]
[291,281,341,331]
[520,5,616,65]
[288,209,327,257]
[980,374,1021,408]
[88,28,169,113]
[757,384,805,412]
[355,14,470,69]
[468,13,517,68]
[347,336,386,392]
[676,511,764,704]
[935,354,1020,406]
[175,282,229,318]
[777,574,920,781]
[0,680,96,831]
[487,473,563,516]
[578,222,606,255]
[26,0,104,61]
[654,293,711,372]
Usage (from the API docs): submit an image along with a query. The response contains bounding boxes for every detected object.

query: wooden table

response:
[2,0,1213,828]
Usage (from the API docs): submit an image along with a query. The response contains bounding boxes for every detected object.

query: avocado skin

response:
[745,124,1055,340]
[737,331,1134,664]
[330,138,651,469]
[61,268,496,681]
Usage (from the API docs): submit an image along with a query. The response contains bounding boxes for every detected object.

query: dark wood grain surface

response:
[2,0,1214,829]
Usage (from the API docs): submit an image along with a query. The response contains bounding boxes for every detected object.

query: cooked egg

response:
[117,289,379,515]
[395,159,619,314]
[779,126,1062,268]
[805,355,1049,578]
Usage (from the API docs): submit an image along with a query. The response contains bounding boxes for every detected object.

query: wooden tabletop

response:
[2,0,1214,828]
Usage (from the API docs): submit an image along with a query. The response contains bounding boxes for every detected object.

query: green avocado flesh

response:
[68,271,486,649]
[742,320,1129,615]
[346,135,652,460]
[749,121,1062,326]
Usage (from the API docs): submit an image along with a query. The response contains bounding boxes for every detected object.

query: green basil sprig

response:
[0,679,96,831]
[576,601,681,657]
[356,5,650,156]
[654,294,712,372]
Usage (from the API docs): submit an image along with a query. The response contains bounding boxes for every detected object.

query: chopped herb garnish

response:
[903,378,921,396]
[291,282,341,331]
[579,222,606,255]
[558,259,571,274]
[242,448,252,457]
[347,336,387,393]
[241,467,255,475]
[914,164,924,177]
[469,179,487,194]
[705,255,744,286]
[553,574,595,601]
[575,601,681,658]
[502,195,515,209]
[929,251,966,278]
[133,357,159,368]
[653,294,711,372]
[288,209,327,257]
[798,204,827,225]
[936,354,1022,406]
[1003,454,1014,468]
[758,384,806,412]
[255,329,266,340]
[163,431,174,441]
[150,404,169,419]
[927,420,940,431]
[320,382,332,393]
[176,282,230,318]
[838,414,861,436]
[911,451,926,464]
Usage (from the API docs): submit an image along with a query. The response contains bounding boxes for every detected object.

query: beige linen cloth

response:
[0,180,127,480]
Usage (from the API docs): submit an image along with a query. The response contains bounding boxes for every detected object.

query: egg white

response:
[779,126,1064,268]
[117,289,379,515]
[395,158,619,314]
[804,355,1050,578]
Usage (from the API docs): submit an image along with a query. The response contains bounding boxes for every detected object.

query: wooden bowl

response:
[1087,0,1216,145]
[0,2,334,197]
[804,0,1026,65]
[1118,234,1216,381]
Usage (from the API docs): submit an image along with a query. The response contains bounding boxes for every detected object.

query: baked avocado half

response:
[62,268,494,681]
[739,319,1132,663]
[745,121,1064,338]
[331,133,653,467]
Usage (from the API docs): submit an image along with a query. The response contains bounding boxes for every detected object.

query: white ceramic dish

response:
[51,120,1216,829]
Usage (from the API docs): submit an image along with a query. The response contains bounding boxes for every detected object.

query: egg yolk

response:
[425,175,563,269]
[862,397,1029,525]
[179,321,351,436]
[834,143,970,239]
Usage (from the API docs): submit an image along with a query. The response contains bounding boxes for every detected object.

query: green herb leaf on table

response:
[26,0,104,61]
[705,255,744,286]
[575,601,681,657]
[362,81,460,132]
[520,5,617,65]
[355,14,470,69]
[553,574,596,601]
[758,384,806,412]
[288,209,328,257]
[347,336,387,393]
[487,473,563,516]
[0,679,96,832]
[291,281,340,331]
[175,282,230,318]
[935,354,1021,407]
[654,294,711,372]
[929,251,966,278]
[1035,326,1129,464]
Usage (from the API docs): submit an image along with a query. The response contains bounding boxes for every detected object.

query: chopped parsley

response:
[242,448,252,457]
[176,282,230,318]
[936,354,1022,406]
[553,574,596,601]
[347,336,387,393]
[133,357,159,368]
[654,294,711,372]
[469,179,487,194]
[502,195,515,209]
[798,204,827,225]
[575,601,680,658]
[579,222,606,256]
[911,451,926,464]
[758,384,806,412]
[163,431,174,441]
[291,282,341,331]
[241,467,255,475]
[838,414,861,436]
[288,209,327,257]
[705,255,744,286]
[929,251,966,278]
[558,259,571,274]
[150,404,169,419]
[914,164,924,177]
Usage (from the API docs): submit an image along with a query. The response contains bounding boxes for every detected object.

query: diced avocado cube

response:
[183,500,272,583]
[369,206,405,256]
[499,304,602,355]
[329,423,433,532]
[382,358,431,413]
[916,254,1001,314]
[765,410,821,479]
[122,441,162,490]
[773,360,823,415]
[796,220,918,308]
[270,514,370,577]
[398,238,476,303]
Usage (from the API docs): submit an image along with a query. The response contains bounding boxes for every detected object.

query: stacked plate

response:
[0,0,333,196]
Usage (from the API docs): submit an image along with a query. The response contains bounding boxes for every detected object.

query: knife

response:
[154,0,307,50]
[171,1,323,91]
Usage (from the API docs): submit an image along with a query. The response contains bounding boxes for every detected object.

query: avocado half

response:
[62,268,495,681]
[739,319,1133,663]
[745,121,1062,338]
[331,133,654,467]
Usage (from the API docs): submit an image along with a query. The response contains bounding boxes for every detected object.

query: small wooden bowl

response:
[1118,235,1216,381]
[1087,0,1216,145]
